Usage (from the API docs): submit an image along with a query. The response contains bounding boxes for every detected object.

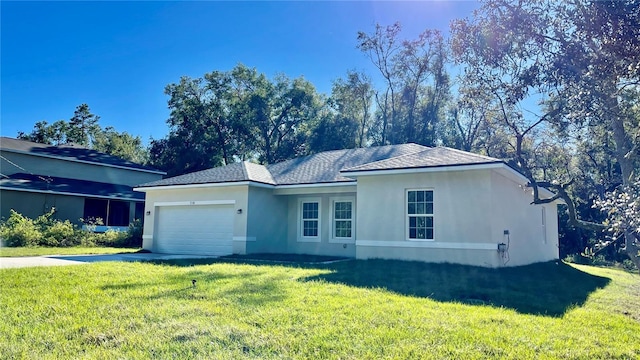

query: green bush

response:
[44,218,79,246]
[0,210,142,248]
[95,229,128,247]
[0,210,42,246]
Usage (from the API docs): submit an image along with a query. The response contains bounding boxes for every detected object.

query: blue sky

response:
[2,1,479,144]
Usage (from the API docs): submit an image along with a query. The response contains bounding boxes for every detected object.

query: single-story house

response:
[0,137,165,231]
[135,144,560,267]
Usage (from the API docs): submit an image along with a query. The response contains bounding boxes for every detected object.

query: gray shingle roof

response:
[266,143,427,185]
[0,137,163,173]
[1,173,144,200]
[136,144,507,188]
[342,147,502,172]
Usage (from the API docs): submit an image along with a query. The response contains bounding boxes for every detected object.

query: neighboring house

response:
[0,137,165,231]
[135,144,560,267]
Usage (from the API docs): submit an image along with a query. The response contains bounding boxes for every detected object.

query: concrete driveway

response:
[0,253,219,269]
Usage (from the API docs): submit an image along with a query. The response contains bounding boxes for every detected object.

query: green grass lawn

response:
[1,259,638,359]
[0,246,141,257]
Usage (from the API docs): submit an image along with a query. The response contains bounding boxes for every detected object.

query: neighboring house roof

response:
[137,143,511,189]
[0,137,164,174]
[0,173,144,200]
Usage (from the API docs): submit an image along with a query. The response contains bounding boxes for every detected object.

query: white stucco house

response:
[134,144,560,267]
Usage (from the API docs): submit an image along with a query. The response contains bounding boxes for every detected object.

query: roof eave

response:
[134,180,275,192]
[341,161,505,177]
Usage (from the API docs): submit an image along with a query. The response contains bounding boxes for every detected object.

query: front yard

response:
[0,258,638,359]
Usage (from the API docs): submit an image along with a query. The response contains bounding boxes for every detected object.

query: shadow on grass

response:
[303,259,611,316]
[141,255,611,316]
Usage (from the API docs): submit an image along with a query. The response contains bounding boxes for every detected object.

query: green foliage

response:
[41,219,76,247]
[0,210,41,247]
[17,104,149,163]
[594,176,640,270]
[0,210,141,248]
[357,22,451,146]
[150,64,326,174]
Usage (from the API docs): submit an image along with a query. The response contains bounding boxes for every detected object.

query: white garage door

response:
[154,204,234,256]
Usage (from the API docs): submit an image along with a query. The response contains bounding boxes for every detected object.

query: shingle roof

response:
[343,147,502,172]
[138,161,276,187]
[0,137,163,173]
[266,143,428,185]
[0,173,144,200]
[136,144,507,188]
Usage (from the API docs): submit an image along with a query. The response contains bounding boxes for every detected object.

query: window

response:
[332,199,353,239]
[301,200,320,238]
[407,190,434,240]
[83,198,131,226]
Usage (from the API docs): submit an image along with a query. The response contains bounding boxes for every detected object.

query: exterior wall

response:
[355,169,501,267]
[0,190,84,224]
[284,192,357,258]
[140,185,249,253]
[1,150,162,186]
[489,171,559,266]
[245,186,288,254]
[354,168,559,267]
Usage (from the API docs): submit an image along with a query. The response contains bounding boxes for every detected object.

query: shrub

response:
[95,229,128,247]
[0,210,41,246]
[0,209,143,248]
[563,253,590,265]
[42,220,78,246]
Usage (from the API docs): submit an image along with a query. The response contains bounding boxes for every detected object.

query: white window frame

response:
[406,189,435,241]
[298,197,321,242]
[329,196,355,243]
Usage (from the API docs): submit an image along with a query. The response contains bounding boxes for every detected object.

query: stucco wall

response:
[140,185,249,252]
[354,168,557,267]
[245,186,288,254]
[284,192,357,257]
[489,171,559,266]
[1,151,162,186]
[0,190,84,224]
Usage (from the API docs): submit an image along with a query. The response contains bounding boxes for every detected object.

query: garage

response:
[154,203,234,256]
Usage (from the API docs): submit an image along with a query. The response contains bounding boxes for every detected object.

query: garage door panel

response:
[154,205,234,256]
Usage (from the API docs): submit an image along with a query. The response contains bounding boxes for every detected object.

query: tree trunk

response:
[608,95,639,272]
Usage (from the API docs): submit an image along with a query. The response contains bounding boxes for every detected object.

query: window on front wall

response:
[407,190,434,240]
[333,200,353,239]
[301,201,319,238]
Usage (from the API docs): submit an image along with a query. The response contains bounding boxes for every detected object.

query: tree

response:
[358,22,451,146]
[236,70,323,164]
[92,127,148,164]
[451,0,640,268]
[149,64,325,175]
[16,105,148,164]
[150,76,229,176]
[357,23,401,145]
[67,104,100,146]
[328,70,374,148]
[595,177,640,273]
